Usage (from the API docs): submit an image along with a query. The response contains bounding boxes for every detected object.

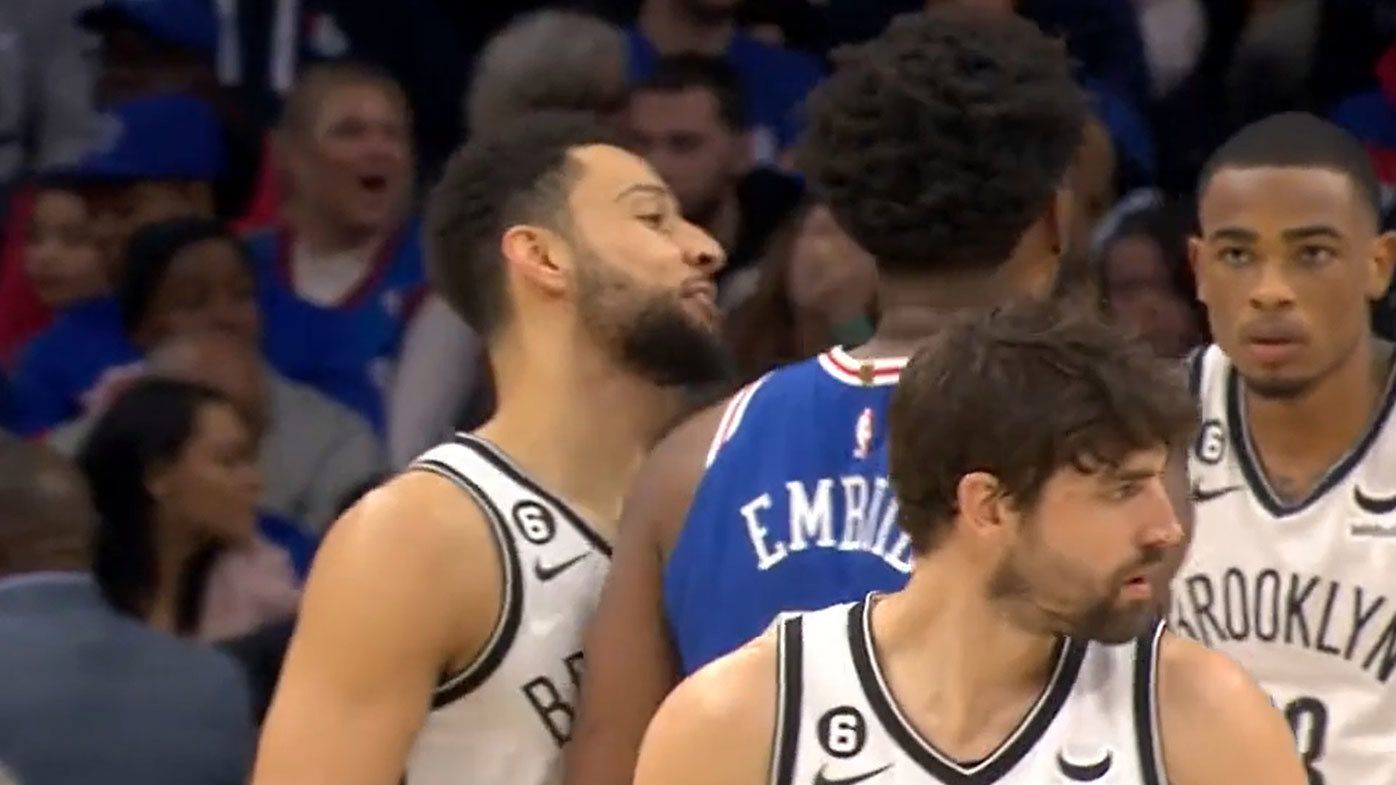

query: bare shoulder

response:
[1156,633,1306,785]
[633,631,781,785]
[298,469,500,665]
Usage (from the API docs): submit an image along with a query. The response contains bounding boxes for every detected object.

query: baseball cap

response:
[56,94,225,182]
[78,0,220,57]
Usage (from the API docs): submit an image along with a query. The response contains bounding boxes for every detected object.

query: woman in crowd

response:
[1095,201,1207,358]
[78,378,298,641]
[723,202,878,380]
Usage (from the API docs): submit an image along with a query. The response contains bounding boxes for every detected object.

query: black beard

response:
[617,295,734,388]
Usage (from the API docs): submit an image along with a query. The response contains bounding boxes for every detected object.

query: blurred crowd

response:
[1,0,1395,782]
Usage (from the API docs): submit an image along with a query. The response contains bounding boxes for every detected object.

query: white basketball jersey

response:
[403,435,612,785]
[772,598,1168,785]
[1173,345,1396,785]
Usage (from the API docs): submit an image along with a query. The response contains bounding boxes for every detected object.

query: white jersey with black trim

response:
[403,434,612,785]
[1171,344,1396,785]
[771,598,1168,785]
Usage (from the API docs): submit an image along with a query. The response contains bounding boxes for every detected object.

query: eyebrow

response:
[1281,225,1343,243]
[613,183,671,203]
[1207,227,1258,243]
[1106,466,1160,484]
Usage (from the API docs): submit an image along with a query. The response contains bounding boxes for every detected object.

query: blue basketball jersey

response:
[664,348,913,674]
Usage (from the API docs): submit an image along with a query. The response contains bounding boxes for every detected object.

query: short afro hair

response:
[797,8,1086,274]
[425,111,624,340]
[1198,112,1383,221]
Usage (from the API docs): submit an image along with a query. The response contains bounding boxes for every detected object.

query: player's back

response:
[665,349,913,675]
[1173,344,1396,785]
[771,599,1168,785]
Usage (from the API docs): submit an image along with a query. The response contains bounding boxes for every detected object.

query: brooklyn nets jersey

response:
[772,598,1168,785]
[1172,345,1396,785]
[403,435,612,785]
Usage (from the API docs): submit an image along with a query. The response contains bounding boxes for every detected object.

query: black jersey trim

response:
[1132,619,1169,785]
[455,434,613,557]
[1185,346,1205,398]
[411,459,525,708]
[769,615,804,785]
[846,598,1087,785]
[1225,357,1396,517]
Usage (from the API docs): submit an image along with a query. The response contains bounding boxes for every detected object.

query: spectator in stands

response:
[0,93,222,365]
[247,62,423,432]
[38,219,385,535]
[1332,41,1396,207]
[628,55,803,293]
[78,0,263,218]
[23,182,110,314]
[143,330,384,536]
[629,0,825,164]
[7,213,239,436]
[466,10,629,134]
[1095,202,1206,358]
[79,378,299,642]
[723,202,877,379]
[0,434,255,785]
[0,0,98,216]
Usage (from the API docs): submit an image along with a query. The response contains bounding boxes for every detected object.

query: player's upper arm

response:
[1157,633,1307,785]
[632,633,779,785]
[252,472,498,785]
[564,400,728,785]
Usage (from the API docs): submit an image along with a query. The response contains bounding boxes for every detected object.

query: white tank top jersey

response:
[1172,345,1396,785]
[402,435,612,785]
[771,598,1169,785]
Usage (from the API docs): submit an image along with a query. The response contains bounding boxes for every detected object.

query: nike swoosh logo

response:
[813,764,890,785]
[534,553,589,582]
[1354,487,1396,515]
[1057,751,1112,781]
[1191,484,1242,503]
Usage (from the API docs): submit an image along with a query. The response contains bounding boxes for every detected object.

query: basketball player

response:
[635,300,1306,785]
[250,112,727,785]
[1173,112,1396,785]
[565,10,1090,784]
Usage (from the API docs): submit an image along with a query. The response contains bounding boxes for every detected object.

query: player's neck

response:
[855,274,1012,359]
[871,562,1061,760]
[1244,339,1392,477]
[639,0,735,55]
[478,337,686,527]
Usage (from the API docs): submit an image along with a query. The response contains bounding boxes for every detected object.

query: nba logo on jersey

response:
[853,407,874,460]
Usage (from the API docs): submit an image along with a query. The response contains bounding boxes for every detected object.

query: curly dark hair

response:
[888,299,1198,553]
[797,8,1086,273]
[425,111,624,340]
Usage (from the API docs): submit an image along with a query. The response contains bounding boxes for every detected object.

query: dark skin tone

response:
[564,191,1077,785]
[1190,166,1396,504]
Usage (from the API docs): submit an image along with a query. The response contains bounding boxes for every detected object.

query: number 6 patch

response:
[817,706,868,759]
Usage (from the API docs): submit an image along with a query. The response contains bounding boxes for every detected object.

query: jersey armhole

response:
[705,373,771,468]
[1133,619,1171,785]
[410,459,526,709]
[768,615,804,785]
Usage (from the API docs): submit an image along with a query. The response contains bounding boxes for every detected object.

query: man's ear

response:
[501,224,570,298]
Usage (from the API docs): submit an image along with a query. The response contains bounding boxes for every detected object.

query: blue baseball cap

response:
[57,94,225,182]
[79,0,220,57]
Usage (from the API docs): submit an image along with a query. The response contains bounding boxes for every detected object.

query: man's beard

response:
[576,251,733,389]
[987,538,1165,645]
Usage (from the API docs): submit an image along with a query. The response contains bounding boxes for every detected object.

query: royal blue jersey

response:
[664,348,913,674]
[245,221,427,432]
[5,298,142,436]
